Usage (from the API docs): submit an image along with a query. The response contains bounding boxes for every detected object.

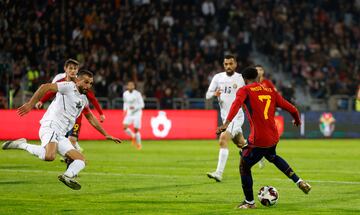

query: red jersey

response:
[226,82,300,148]
[260,79,277,91]
[40,78,103,124]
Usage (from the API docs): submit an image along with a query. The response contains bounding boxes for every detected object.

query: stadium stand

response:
[0,0,358,110]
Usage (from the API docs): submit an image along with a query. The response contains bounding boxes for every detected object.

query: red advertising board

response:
[0,110,218,140]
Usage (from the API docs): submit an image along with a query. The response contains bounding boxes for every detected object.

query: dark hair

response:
[64,58,79,67]
[241,66,258,80]
[78,69,93,78]
[224,54,237,61]
[254,64,263,69]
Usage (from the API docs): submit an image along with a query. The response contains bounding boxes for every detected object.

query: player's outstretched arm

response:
[84,110,122,144]
[18,83,58,116]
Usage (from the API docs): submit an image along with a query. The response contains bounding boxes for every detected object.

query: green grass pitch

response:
[0,139,359,214]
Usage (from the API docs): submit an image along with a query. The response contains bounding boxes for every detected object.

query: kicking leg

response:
[2,134,57,161]
[265,146,311,194]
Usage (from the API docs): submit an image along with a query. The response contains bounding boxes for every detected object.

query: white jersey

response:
[123,90,144,116]
[206,72,245,122]
[40,82,89,135]
[52,73,66,83]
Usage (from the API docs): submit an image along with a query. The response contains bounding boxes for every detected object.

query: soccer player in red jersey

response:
[35,59,106,151]
[255,64,277,90]
[217,66,311,209]
[254,64,277,169]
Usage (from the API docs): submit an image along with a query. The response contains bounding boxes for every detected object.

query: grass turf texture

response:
[0,139,359,214]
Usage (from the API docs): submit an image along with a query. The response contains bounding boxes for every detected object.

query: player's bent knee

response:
[44,142,57,161]
[65,149,85,161]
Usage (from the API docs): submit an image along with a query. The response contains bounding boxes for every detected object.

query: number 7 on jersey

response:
[258,95,271,119]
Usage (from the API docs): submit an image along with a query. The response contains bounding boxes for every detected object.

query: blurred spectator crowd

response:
[0,0,359,109]
[252,0,359,99]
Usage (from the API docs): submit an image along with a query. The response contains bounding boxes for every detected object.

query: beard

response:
[225,70,235,76]
[78,88,88,94]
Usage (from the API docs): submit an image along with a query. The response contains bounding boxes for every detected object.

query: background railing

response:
[88,95,357,111]
[4,93,358,112]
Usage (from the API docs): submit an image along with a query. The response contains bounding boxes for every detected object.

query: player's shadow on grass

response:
[0,180,32,185]
[0,165,31,169]
[95,181,214,195]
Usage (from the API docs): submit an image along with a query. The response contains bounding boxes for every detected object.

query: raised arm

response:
[83,108,121,144]
[18,83,58,116]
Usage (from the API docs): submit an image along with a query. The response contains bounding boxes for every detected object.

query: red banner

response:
[0,110,218,140]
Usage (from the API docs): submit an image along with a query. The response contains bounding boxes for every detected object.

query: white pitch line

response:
[0,169,360,185]
[0,168,176,178]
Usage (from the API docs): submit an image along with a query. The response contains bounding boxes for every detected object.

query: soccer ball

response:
[258,186,279,206]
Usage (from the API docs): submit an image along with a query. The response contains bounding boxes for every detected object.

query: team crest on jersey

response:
[233,84,238,89]
[76,101,82,109]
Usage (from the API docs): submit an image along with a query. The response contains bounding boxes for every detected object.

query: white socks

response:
[19,143,46,160]
[216,148,229,175]
[296,179,303,185]
[64,160,85,178]
[245,200,255,204]
[135,132,141,145]
[125,128,135,138]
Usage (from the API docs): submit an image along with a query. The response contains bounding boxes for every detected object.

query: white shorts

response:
[226,116,244,138]
[123,114,142,129]
[39,123,75,156]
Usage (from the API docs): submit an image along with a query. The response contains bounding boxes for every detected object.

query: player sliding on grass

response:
[217,66,311,209]
[205,54,247,182]
[2,70,121,190]
[35,58,106,152]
